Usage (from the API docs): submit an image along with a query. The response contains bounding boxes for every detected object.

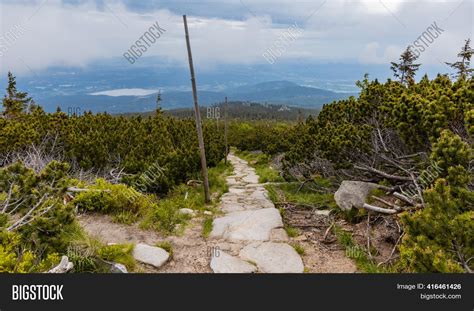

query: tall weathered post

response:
[224,97,228,165]
[183,15,210,203]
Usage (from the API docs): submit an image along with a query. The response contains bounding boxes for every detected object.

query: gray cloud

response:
[0,0,471,75]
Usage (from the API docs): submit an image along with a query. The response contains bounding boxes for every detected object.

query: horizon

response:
[0,0,472,111]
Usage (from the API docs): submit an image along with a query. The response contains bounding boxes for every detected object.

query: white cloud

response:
[0,0,471,75]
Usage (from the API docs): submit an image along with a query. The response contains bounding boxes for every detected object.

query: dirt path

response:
[79,213,215,272]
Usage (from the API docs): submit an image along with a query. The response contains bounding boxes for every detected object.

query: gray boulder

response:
[334,180,379,211]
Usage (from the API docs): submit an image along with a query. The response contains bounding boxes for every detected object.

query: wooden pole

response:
[183,15,210,203]
[224,97,228,165]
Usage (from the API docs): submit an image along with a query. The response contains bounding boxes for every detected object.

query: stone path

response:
[209,153,304,273]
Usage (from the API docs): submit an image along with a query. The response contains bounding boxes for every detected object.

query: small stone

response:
[110,263,128,273]
[314,209,331,216]
[203,211,213,216]
[229,187,248,195]
[249,190,267,201]
[179,208,195,216]
[242,173,259,184]
[133,243,169,268]
[294,235,307,241]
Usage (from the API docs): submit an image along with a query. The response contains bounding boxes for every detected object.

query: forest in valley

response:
[0,40,472,273]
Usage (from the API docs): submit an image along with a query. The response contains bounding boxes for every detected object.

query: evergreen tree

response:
[445,38,473,80]
[390,47,421,85]
[1,72,31,118]
[156,90,162,114]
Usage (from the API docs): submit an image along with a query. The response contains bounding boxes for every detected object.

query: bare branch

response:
[7,194,48,231]
[362,203,398,214]
[371,195,402,211]
[354,165,412,181]
[392,192,415,206]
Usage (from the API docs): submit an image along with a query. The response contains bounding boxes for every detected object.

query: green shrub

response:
[72,178,155,216]
[67,245,99,273]
[400,130,473,273]
[141,197,187,234]
[400,180,472,273]
[0,161,75,255]
[0,230,60,273]
[97,244,136,270]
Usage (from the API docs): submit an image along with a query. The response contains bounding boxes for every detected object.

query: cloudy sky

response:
[0,0,472,76]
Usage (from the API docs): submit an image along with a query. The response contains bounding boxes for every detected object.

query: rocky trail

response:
[208,153,303,272]
[79,152,356,273]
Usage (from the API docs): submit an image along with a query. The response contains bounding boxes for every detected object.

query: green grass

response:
[112,210,140,224]
[155,241,173,258]
[285,226,300,238]
[61,222,137,272]
[209,160,233,195]
[202,217,213,238]
[333,225,386,273]
[140,197,189,234]
[234,149,284,183]
[292,243,305,256]
[140,160,233,235]
[265,182,337,210]
[97,243,136,270]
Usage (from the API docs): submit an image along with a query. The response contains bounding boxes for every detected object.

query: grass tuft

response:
[155,241,173,258]
[202,217,213,238]
[292,243,305,256]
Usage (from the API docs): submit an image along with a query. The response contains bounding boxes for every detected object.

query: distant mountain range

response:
[34,81,356,113]
[125,101,320,121]
[3,56,447,114]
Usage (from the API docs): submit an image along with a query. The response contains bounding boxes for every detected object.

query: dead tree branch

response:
[362,203,398,214]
